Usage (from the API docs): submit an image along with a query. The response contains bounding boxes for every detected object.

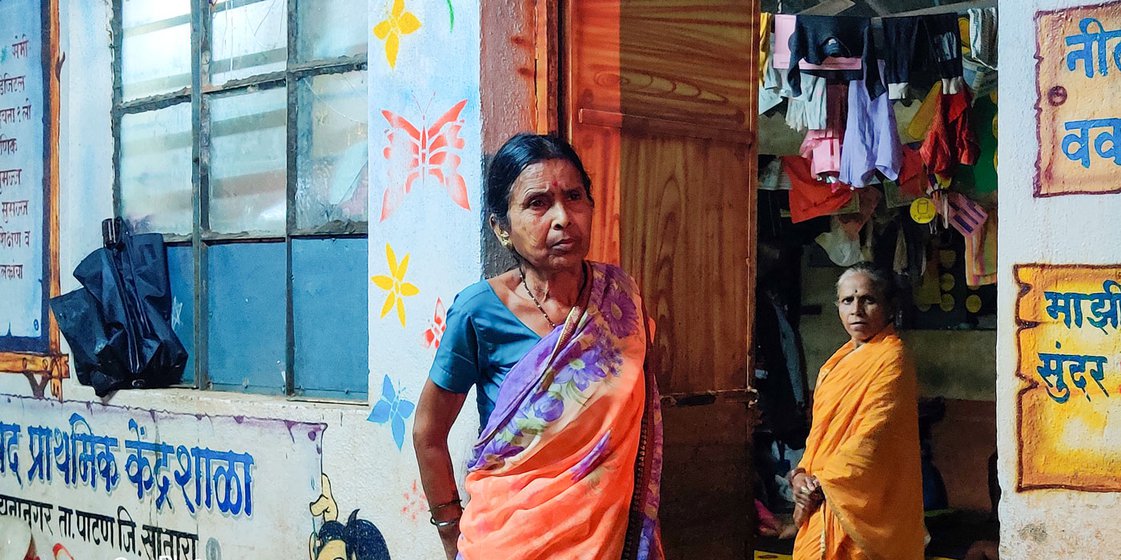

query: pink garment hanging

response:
[799,84,848,176]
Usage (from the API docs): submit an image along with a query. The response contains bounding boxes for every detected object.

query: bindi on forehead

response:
[838,276,879,295]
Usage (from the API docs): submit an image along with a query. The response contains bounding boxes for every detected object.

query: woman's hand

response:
[413,380,469,559]
[791,474,825,527]
[434,510,463,560]
[791,472,822,508]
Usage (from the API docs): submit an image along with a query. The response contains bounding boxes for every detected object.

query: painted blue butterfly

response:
[367,374,416,450]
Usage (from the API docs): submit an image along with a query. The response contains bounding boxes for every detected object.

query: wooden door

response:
[565,1,759,558]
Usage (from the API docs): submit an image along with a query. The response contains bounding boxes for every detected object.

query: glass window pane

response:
[166,244,195,386]
[296,71,368,229]
[296,0,368,61]
[292,238,368,399]
[210,0,287,85]
[207,242,285,395]
[121,0,192,100]
[207,87,287,234]
[119,103,193,235]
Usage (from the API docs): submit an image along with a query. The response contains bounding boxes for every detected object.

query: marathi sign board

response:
[1035,2,1121,196]
[0,394,326,559]
[1015,264,1121,491]
[0,0,66,398]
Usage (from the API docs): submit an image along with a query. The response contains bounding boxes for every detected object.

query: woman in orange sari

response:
[412,134,663,560]
[790,262,925,560]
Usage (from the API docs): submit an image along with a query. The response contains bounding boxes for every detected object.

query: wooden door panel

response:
[571,0,754,132]
[660,403,753,558]
[619,133,754,394]
[618,1,754,132]
[575,124,623,263]
[565,2,758,558]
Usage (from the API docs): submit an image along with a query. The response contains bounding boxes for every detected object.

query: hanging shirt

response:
[783,155,854,224]
[787,73,829,132]
[963,8,999,97]
[800,84,848,174]
[881,14,964,100]
[967,8,998,69]
[784,15,883,100]
[920,88,980,179]
[772,14,863,72]
[896,144,930,198]
[839,76,902,188]
[761,47,828,128]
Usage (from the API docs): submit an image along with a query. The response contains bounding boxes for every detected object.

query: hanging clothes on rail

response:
[783,15,883,100]
[921,86,979,179]
[881,14,965,100]
[963,7,998,96]
[839,74,902,187]
[759,12,785,115]
[783,155,854,224]
[800,84,848,174]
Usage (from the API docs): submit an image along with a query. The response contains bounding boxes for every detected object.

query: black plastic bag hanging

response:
[50,218,187,396]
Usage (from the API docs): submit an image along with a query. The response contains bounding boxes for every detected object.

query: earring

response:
[500,234,511,248]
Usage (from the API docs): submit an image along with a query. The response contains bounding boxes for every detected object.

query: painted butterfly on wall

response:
[379,99,470,221]
[367,374,416,450]
[421,298,446,351]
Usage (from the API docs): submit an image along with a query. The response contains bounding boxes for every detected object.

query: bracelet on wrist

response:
[430,515,461,528]
[429,498,463,528]
[429,498,462,513]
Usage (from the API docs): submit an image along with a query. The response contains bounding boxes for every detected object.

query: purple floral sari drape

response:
[456,263,663,559]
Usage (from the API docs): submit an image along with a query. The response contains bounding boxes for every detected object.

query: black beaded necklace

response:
[518,262,588,329]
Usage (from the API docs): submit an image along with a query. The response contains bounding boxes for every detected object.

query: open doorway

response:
[552,0,998,558]
[751,1,999,559]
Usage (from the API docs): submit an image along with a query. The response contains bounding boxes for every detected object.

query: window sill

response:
[103,384,369,413]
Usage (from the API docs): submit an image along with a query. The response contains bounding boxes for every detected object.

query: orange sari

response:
[792,327,925,560]
[457,263,663,560]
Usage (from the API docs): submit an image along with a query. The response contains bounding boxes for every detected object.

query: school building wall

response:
[998,0,1121,557]
[0,1,504,558]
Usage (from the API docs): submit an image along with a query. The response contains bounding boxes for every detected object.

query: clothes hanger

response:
[798,0,857,16]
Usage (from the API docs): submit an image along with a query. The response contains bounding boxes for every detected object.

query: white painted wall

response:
[0,1,486,558]
[998,0,1121,556]
[365,0,485,557]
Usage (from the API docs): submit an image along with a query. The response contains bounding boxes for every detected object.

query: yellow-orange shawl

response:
[793,327,925,560]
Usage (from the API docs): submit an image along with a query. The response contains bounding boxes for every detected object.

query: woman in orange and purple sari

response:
[790,262,925,560]
[412,134,663,560]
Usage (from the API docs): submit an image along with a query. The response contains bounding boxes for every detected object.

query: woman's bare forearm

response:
[413,380,469,559]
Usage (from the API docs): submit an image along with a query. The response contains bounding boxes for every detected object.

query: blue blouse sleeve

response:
[428,292,481,393]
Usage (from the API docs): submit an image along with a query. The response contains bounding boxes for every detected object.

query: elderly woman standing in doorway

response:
[412,134,664,560]
[790,262,925,560]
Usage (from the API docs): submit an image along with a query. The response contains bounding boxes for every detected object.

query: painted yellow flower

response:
[371,244,419,327]
[373,0,422,69]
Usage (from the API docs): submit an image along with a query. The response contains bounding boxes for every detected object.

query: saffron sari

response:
[792,327,925,560]
[456,263,664,560]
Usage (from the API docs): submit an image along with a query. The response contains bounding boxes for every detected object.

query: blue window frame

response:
[111,0,369,400]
